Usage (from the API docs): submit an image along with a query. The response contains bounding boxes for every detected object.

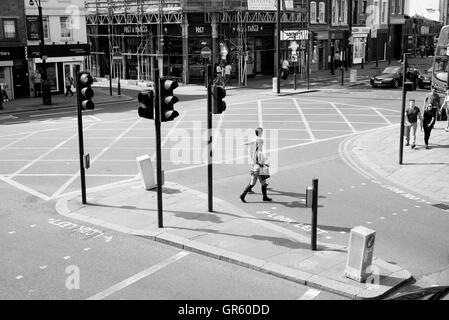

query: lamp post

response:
[29,0,49,105]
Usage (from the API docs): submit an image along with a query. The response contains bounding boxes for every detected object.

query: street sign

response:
[201,47,211,58]
[112,52,123,61]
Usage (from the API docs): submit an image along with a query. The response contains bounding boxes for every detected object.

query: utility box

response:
[350,69,357,83]
[305,186,313,207]
[344,226,376,282]
[136,155,157,190]
[272,77,277,93]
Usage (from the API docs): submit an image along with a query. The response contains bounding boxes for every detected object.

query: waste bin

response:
[42,80,52,105]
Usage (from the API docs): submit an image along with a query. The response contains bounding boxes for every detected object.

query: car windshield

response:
[382,66,400,73]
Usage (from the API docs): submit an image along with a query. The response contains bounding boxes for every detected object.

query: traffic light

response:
[77,72,94,110]
[212,85,226,114]
[138,90,154,119]
[159,78,179,122]
[312,32,318,47]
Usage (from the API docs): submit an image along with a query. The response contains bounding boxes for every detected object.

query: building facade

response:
[25,0,90,95]
[0,0,28,99]
[85,0,308,84]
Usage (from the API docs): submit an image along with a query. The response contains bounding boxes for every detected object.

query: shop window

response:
[3,19,17,39]
[332,0,338,24]
[310,2,317,23]
[60,16,71,39]
[318,2,325,23]
[341,0,346,24]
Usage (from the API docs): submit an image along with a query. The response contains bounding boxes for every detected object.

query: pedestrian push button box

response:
[344,226,376,282]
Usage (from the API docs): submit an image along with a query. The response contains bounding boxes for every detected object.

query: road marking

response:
[9,130,82,179]
[51,119,142,199]
[339,231,346,234]
[87,251,190,300]
[380,217,385,220]
[392,213,398,216]
[15,275,23,280]
[9,231,16,234]
[29,110,74,118]
[88,115,102,122]
[298,288,321,300]
[415,205,420,208]
[257,100,263,128]
[339,189,344,191]
[0,115,19,121]
[63,256,71,260]
[366,221,372,224]
[0,175,50,201]
[84,247,91,251]
[330,102,357,133]
[39,265,47,270]
[403,209,408,212]
[293,98,316,142]
[373,108,393,125]
[351,186,355,188]
[0,132,37,151]
[271,207,276,210]
[30,224,36,228]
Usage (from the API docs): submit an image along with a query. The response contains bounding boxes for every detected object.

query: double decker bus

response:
[431,25,449,94]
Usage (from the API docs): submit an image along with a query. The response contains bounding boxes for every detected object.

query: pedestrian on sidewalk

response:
[404,99,422,149]
[281,58,289,80]
[224,63,232,88]
[440,88,449,132]
[424,86,441,111]
[65,75,74,96]
[0,84,8,109]
[422,103,436,149]
[334,51,341,70]
[240,138,272,203]
[214,63,223,86]
[32,69,42,98]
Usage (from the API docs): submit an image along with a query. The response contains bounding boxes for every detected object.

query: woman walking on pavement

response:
[240,138,272,203]
[422,103,436,149]
[441,88,449,132]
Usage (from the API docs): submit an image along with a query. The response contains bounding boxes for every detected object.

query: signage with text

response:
[247,0,293,10]
[28,44,91,59]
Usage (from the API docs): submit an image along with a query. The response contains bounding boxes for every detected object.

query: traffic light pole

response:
[75,73,87,204]
[399,53,408,165]
[154,69,164,227]
[207,77,213,212]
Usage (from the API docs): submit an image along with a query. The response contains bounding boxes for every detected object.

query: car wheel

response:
[393,79,399,88]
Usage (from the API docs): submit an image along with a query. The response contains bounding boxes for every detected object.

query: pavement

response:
[348,122,449,206]
[0,88,133,114]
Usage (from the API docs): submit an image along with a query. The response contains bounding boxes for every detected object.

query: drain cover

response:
[432,203,449,211]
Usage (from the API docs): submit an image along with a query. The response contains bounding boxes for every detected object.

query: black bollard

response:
[341,66,344,86]
[311,178,318,251]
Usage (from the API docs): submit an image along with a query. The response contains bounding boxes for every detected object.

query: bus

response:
[431,25,449,94]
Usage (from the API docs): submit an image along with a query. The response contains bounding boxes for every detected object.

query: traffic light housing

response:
[77,72,94,110]
[159,78,179,122]
[212,85,226,114]
[138,90,154,119]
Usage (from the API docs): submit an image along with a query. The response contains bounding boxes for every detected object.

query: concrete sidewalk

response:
[56,179,411,300]
[349,122,449,205]
[0,88,133,114]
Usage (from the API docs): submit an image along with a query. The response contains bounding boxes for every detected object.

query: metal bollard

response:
[361,58,364,69]
[340,66,344,86]
[311,179,318,251]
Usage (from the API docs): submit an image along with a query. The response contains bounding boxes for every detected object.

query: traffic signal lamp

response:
[159,78,179,122]
[138,90,154,119]
[212,85,226,114]
[77,72,94,110]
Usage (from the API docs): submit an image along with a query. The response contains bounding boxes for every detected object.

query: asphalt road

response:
[1,83,448,298]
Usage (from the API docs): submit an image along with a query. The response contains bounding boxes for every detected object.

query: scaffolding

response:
[84,0,308,82]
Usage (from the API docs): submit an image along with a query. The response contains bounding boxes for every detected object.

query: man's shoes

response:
[405,142,409,146]
[411,144,416,149]
[425,145,429,149]
[445,128,449,132]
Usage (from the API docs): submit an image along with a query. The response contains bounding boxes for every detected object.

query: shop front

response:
[0,47,28,99]
[188,24,212,83]
[27,44,90,95]
[352,27,369,64]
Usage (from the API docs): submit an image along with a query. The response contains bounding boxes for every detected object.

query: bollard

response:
[311,179,318,251]
[361,58,364,69]
[340,66,344,86]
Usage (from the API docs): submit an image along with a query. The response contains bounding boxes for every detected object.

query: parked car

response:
[370,66,419,89]
[385,286,449,300]
[370,66,404,88]
[418,67,432,89]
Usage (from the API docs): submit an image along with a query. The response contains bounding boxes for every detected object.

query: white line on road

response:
[330,102,357,133]
[63,256,71,260]
[0,132,37,151]
[293,98,316,142]
[373,108,393,125]
[39,265,47,270]
[51,119,142,199]
[15,275,23,280]
[0,175,51,200]
[297,288,321,300]
[87,251,190,300]
[8,231,16,234]
[88,115,102,122]
[29,110,74,118]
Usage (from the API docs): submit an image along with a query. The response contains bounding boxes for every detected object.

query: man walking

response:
[224,63,232,88]
[440,88,449,132]
[65,75,74,96]
[404,99,422,149]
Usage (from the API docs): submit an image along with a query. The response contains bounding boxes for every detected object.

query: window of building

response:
[332,0,338,24]
[373,1,379,24]
[362,0,367,14]
[311,2,317,23]
[391,0,396,14]
[3,19,17,39]
[381,1,387,24]
[60,16,71,38]
[397,0,402,14]
[43,17,49,39]
[318,2,325,23]
[341,0,346,23]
